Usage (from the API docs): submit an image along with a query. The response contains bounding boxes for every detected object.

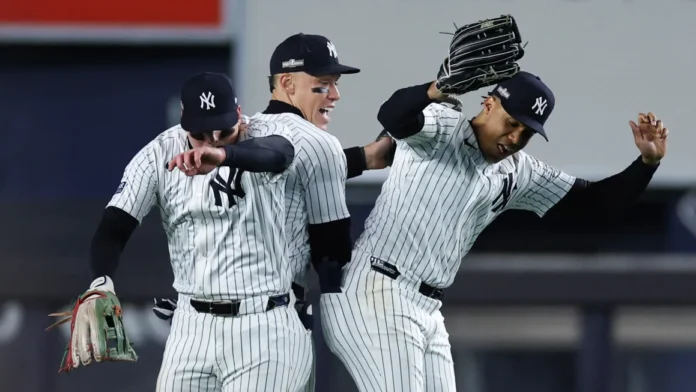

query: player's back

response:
[250,111,349,287]
[110,121,295,301]
[353,103,530,288]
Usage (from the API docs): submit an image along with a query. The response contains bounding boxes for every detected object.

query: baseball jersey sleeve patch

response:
[115,181,126,194]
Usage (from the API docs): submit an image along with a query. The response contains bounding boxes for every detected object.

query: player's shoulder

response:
[139,125,187,158]
[424,101,463,119]
[506,149,545,175]
[295,127,342,159]
[245,115,293,139]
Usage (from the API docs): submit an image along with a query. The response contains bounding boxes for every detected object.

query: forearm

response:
[90,207,138,279]
[222,135,294,173]
[547,156,658,217]
[377,82,436,139]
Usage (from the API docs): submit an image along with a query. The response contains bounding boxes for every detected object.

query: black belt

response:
[190,293,290,316]
[292,282,306,301]
[370,257,445,301]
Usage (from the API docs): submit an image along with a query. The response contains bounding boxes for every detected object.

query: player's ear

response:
[483,96,495,113]
[279,74,295,94]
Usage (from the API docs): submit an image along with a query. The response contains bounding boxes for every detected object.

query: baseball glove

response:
[46,278,137,373]
[436,15,524,96]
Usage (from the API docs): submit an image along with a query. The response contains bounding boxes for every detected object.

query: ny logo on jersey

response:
[326,41,338,58]
[209,168,246,208]
[491,173,517,213]
[532,97,547,116]
[200,92,215,110]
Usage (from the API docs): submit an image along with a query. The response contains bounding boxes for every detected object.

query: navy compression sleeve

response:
[307,218,353,267]
[90,206,138,279]
[344,146,367,179]
[377,82,434,139]
[545,156,658,219]
[222,135,295,173]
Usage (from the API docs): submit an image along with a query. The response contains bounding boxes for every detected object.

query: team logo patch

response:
[115,182,126,194]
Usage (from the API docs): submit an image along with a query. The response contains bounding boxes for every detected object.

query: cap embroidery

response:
[326,41,338,58]
[532,97,547,116]
[200,92,215,110]
[282,59,304,68]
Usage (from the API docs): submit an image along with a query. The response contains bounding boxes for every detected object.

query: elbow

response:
[377,99,396,129]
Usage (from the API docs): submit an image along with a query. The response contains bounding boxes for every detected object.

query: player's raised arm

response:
[167,122,295,177]
[220,134,294,173]
[378,15,524,146]
[539,113,666,220]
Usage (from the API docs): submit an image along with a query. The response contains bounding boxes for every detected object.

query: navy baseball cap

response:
[269,33,360,76]
[180,72,239,133]
[489,71,555,141]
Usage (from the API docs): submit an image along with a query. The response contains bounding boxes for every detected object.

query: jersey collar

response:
[263,100,305,119]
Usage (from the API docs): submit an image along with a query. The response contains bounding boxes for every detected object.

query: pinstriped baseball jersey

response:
[107,120,295,300]
[354,102,576,288]
[250,111,350,288]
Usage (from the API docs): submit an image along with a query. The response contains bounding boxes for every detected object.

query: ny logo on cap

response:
[327,41,338,58]
[532,96,548,116]
[200,92,215,110]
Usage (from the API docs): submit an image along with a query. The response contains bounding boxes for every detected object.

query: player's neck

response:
[269,94,308,120]
[270,92,293,107]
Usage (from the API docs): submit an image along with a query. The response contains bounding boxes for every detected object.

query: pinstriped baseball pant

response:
[156,294,313,392]
[320,250,456,392]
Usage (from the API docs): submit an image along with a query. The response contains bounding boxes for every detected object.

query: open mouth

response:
[497,144,514,155]
[319,107,333,121]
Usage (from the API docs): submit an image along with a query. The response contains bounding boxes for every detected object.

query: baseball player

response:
[256,33,390,392]
[320,16,668,392]
[49,72,312,392]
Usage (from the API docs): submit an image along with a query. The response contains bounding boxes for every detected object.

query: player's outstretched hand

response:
[168,146,226,176]
[629,112,668,165]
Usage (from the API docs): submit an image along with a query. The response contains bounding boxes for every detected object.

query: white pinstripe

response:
[251,111,350,290]
[321,103,576,391]
[108,119,312,391]
[251,111,350,392]
[157,294,312,392]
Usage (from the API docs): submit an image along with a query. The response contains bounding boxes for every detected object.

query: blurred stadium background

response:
[1,0,695,391]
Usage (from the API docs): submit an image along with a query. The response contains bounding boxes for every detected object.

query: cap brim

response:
[181,110,239,133]
[513,115,548,142]
[307,64,361,76]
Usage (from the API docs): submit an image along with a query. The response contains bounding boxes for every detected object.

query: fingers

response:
[194,149,203,169]
[629,120,643,140]
[167,154,185,172]
[184,150,196,171]
[167,152,200,176]
[662,127,669,140]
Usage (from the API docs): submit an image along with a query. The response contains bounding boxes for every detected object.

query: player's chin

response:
[314,117,329,131]
[483,150,508,163]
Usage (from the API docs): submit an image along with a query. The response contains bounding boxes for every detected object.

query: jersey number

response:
[209,169,246,208]
[491,173,517,213]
